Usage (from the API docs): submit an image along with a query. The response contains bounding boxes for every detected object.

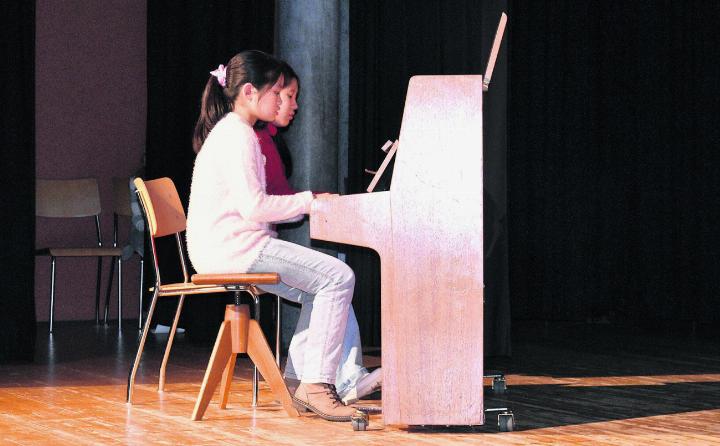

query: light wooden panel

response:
[310,192,391,253]
[387,75,484,425]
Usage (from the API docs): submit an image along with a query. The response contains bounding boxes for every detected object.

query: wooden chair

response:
[126,178,295,419]
[35,178,123,333]
[101,177,145,330]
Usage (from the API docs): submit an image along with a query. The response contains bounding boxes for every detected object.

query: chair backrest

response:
[133,177,186,238]
[112,177,133,217]
[36,178,101,218]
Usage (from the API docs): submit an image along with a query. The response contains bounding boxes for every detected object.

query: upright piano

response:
[310,75,485,426]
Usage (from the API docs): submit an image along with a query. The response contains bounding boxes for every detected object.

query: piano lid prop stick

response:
[366,139,399,193]
[483,12,507,92]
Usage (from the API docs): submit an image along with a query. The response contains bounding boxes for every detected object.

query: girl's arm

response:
[219,127,312,222]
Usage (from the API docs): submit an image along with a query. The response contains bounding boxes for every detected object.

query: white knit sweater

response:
[186,113,313,273]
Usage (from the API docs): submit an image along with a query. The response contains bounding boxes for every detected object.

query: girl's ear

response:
[240,82,257,102]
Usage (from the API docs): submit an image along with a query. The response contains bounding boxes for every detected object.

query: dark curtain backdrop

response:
[508,1,720,328]
[146,1,275,341]
[0,1,36,362]
[348,1,510,354]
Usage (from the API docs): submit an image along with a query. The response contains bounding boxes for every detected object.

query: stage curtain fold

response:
[0,1,36,362]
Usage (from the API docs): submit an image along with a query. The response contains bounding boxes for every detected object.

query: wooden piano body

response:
[310,75,484,425]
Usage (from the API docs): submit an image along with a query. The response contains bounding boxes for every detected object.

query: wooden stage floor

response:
[1,321,719,445]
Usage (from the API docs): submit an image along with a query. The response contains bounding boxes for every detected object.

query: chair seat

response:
[36,247,124,257]
[157,282,229,296]
[154,277,279,297]
[191,273,280,286]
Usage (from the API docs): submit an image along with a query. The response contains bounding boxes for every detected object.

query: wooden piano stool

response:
[191,274,299,421]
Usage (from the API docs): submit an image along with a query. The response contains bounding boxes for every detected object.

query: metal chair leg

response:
[158,294,186,392]
[103,257,116,325]
[276,295,281,366]
[138,258,144,330]
[127,286,159,404]
[252,295,261,407]
[49,257,56,334]
[95,257,103,324]
[118,258,123,331]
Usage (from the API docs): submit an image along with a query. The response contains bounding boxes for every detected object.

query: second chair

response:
[35,178,124,334]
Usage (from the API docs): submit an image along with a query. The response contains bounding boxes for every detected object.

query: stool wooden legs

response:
[246,317,298,415]
[191,321,233,420]
[218,353,237,409]
[191,304,299,421]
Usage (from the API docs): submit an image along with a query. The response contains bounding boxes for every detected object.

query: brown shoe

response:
[293,382,358,421]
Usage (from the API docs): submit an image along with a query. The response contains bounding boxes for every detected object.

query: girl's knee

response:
[334,261,355,289]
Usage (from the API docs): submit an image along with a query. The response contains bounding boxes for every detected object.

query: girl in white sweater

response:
[186,50,358,421]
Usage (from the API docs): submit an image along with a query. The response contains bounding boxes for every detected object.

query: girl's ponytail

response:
[192,75,230,153]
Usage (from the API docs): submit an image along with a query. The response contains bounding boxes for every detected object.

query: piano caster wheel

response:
[498,412,515,432]
[351,410,369,431]
[492,377,507,394]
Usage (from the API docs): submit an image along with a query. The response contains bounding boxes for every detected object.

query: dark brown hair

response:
[278,60,299,90]
[192,50,282,153]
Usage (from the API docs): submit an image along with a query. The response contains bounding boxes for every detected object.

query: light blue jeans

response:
[248,238,369,394]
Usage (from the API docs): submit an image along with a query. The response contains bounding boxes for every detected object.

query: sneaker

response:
[293,382,359,421]
[341,367,382,405]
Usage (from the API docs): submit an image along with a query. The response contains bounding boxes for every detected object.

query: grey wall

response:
[35,0,147,322]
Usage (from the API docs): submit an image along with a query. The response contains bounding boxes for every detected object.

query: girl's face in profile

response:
[273,78,299,128]
[255,75,284,123]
